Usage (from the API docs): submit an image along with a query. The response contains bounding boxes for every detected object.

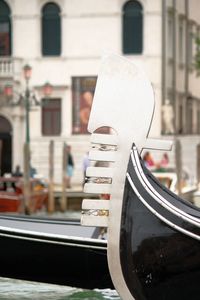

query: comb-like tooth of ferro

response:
[82,133,114,227]
[82,199,110,210]
[144,138,173,152]
[89,149,116,162]
[90,133,118,146]
[84,183,111,194]
[86,166,114,178]
[81,199,109,227]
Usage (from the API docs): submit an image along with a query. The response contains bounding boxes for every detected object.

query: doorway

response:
[0,116,12,176]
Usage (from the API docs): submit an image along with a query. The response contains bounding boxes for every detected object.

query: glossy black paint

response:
[0,225,113,289]
[120,150,200,300]
[127,156,200,236]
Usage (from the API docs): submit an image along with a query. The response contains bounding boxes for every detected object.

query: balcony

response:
[0,57,23,81]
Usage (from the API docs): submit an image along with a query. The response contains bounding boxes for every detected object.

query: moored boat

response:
[0,213,112,289]
[0,176,48,213]
[0,176,112,288]
[81,53,200,300]
[120,145,200,300]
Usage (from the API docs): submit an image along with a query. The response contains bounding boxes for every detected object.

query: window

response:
[42,2,61,56]
[167,13,173,60]
[197,107,200,134]
[188,23,194,67]
[42,99,61,136]
[195,28,200,76]
[0,116,12,174]
[0,0,11,56]
[177,96,183,134]
[178,17,185,65]
[122,0,143,54]
[72,77,97,134]
[186,98,193,134]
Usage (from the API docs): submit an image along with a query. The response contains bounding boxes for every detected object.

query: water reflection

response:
[0,277,120,300]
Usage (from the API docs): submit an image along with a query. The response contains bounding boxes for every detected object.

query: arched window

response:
[42,2,61,56]
[0,0,11,56]
[122,0,143,54]
[0,116,12,174]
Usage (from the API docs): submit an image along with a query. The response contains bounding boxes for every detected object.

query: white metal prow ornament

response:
[81,53,173,300]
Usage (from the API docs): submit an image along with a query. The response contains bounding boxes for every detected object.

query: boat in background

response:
[153,168,197,197]
[0,213,112,289]
[0,176,48,213]
[0,169,112,288]
[0,176,112,289]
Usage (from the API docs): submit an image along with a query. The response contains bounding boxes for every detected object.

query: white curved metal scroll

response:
[81,53,173,300]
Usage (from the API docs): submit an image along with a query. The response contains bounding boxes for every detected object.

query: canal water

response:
[0,277,121,299]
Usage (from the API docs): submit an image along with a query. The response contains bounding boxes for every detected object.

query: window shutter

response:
[123,0,143,54]
[42,99,61,136]
[0,0,11,56]
[42,3,61,56]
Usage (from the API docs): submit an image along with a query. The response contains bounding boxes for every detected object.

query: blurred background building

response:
[0,0,200,186]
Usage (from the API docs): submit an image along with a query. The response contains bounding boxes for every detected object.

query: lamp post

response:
[3,65,53,146]
[3,65,53,213]
[23,64,32,145]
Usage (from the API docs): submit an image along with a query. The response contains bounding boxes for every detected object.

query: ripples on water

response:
[0,277,121,300]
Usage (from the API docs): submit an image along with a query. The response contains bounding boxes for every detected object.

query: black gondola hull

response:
[0,218,113,289]
[119,147,200,300]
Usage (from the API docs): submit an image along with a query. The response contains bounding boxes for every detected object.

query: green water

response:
[0,277,121,299]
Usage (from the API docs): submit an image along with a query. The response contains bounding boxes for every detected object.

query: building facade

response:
[0,0,200,185]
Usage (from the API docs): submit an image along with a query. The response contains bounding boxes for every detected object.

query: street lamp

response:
[24,64,32,144]
[23,64,32,81]
[3,65,53,145]
[2,66,53,213]
[43,82,53,98]
[1,65,53,211]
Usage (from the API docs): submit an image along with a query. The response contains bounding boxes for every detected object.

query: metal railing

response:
[0,57,23,80]
[0,57,13,77]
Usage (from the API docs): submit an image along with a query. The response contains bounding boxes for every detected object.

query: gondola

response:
[81,53,200,300]
[0,176,48,213]
[0,53,199,298]
[0,213,113,289]
[0,178,111,289]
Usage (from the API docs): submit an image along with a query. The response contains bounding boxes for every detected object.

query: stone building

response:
[0,0,200,185]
